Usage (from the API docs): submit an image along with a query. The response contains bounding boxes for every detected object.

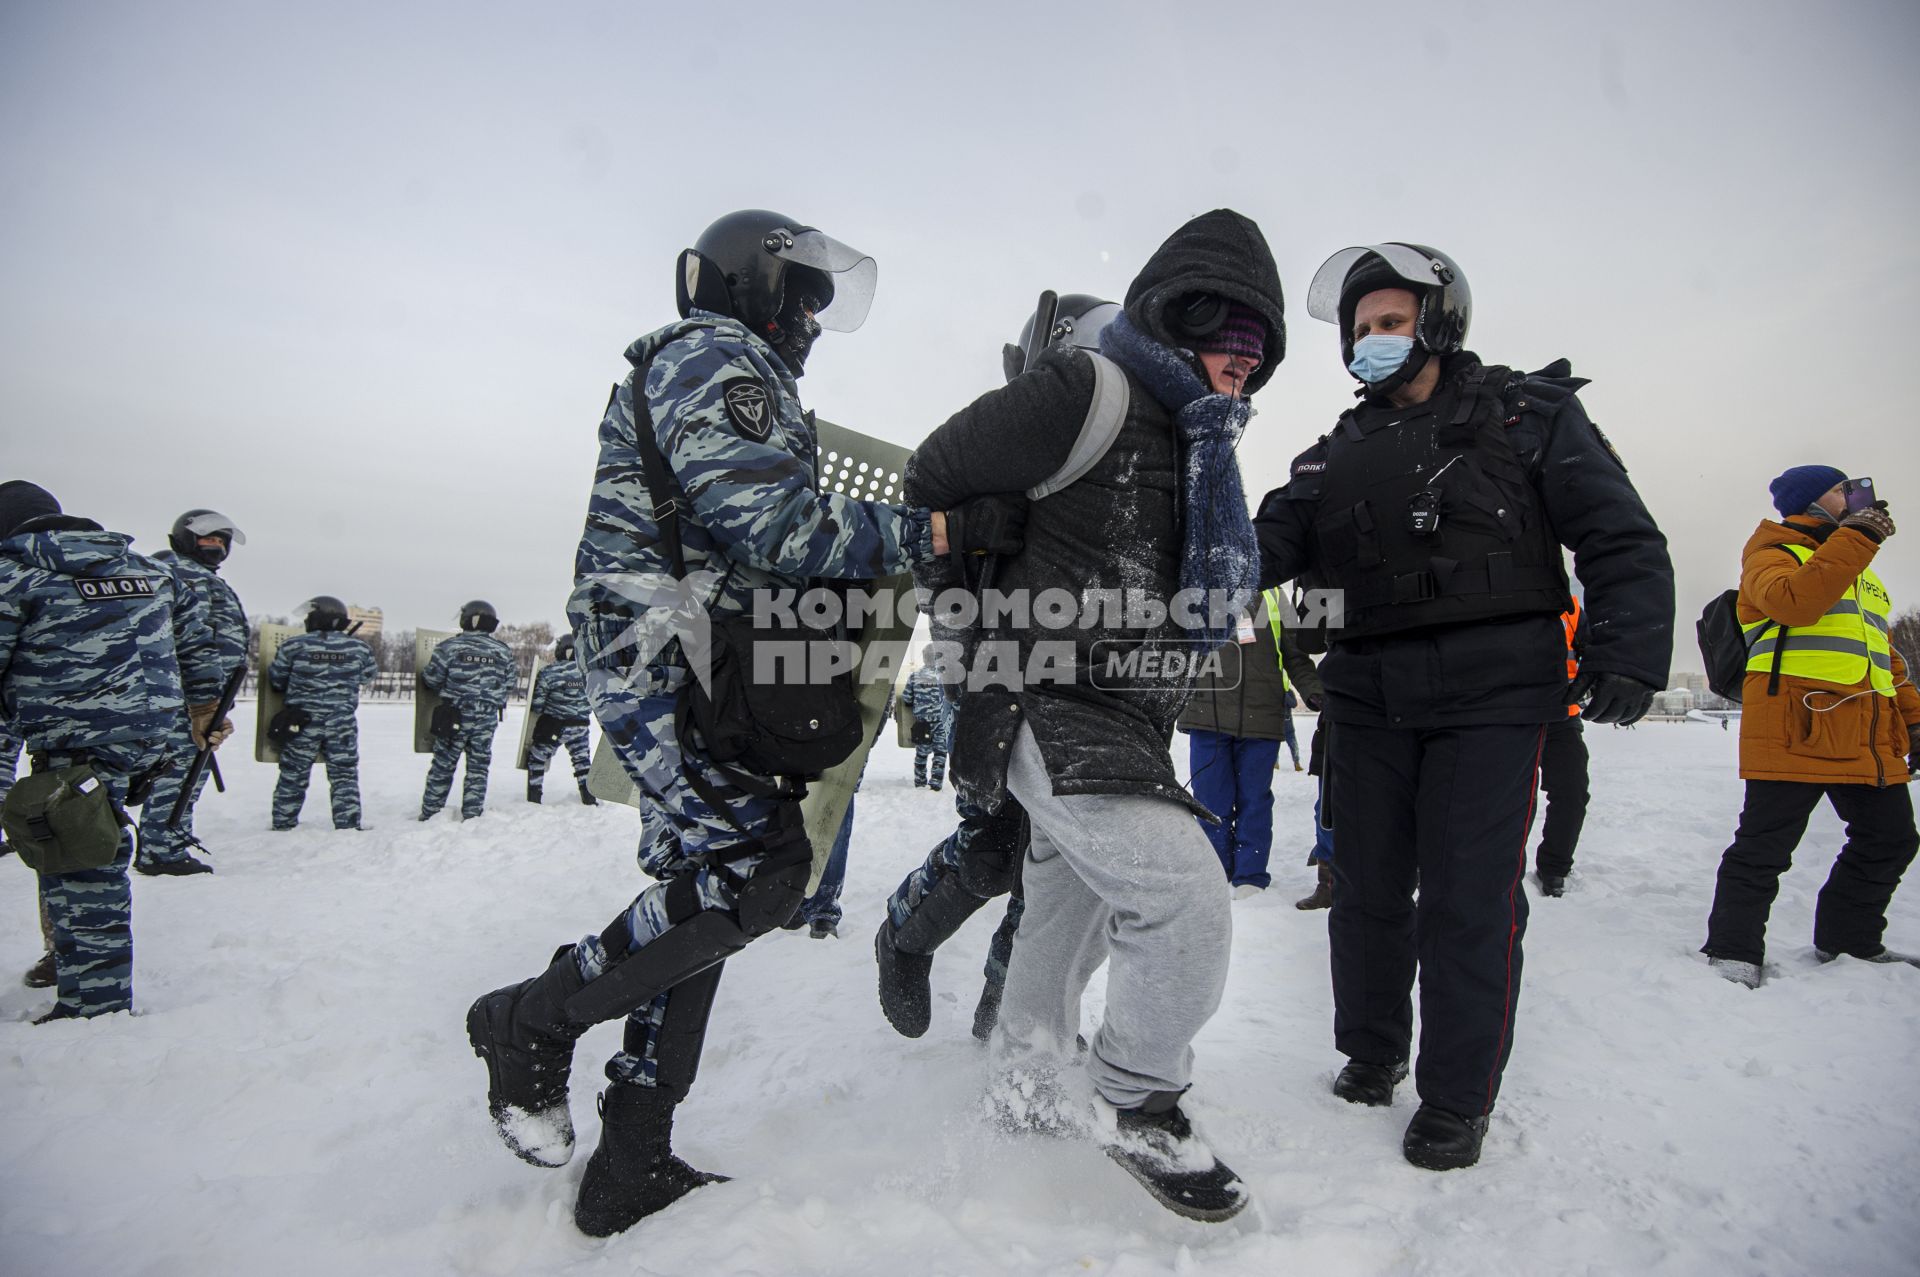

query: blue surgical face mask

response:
[1348,334,1414,383]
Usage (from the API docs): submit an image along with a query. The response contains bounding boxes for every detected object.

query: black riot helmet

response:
[1002,294,1123,383]
[302,595,351,633]
[675,210,878,375]
[169,508,246,567]
[460,599,500,633]
[1307,243,1472,369]
[554,633,576,662]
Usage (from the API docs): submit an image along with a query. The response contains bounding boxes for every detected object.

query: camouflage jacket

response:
[422,631,515,711]
[156,551,248,679]
[0,525,222,753]
[566,312,936,680]
[269,631,378,721]
[902,666,953,748]
[529,658,590,721]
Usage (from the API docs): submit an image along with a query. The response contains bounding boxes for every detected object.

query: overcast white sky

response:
[4,0,1918,672]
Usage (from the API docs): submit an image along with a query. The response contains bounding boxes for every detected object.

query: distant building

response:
[1652,688,1696,715]
[348,606,383,638]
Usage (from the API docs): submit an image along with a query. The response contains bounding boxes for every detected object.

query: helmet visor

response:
[1053,301,1121,351]
[183,510,246,545]
[771,229,877,332]
[1306,243,1454,324]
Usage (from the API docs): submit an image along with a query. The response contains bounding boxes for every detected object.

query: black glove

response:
[945,494,1028,559]
[1303,692,1325,713]
[1569,671,1659,726]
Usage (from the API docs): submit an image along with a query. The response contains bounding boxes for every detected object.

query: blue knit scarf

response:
[1100,312,1260,646]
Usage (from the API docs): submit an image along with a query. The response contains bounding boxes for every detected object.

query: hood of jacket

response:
[623,310,799,386]
[4,527,137,576]
[1123,209,1286,393]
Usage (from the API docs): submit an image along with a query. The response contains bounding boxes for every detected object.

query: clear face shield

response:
[766,228,878,332]
[1305,243,1455,325]
[183,511,246,545]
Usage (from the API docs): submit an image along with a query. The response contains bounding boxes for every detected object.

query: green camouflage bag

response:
[1,763,127,874]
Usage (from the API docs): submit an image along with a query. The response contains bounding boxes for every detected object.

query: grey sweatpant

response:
[995,722,1232,1109]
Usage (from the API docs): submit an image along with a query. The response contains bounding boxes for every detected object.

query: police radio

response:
[1406,487,1443,537]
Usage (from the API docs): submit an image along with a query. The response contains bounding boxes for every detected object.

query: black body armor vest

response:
[1303,363,1570,644]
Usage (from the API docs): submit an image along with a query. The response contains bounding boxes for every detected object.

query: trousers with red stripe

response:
[1324,721,1545,1118]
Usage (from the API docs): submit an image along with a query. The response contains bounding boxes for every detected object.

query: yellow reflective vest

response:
[1743,542,1895,694]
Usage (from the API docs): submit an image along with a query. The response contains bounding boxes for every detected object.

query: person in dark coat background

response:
[1177,587,1323,896]
[1255,242,1673,1172]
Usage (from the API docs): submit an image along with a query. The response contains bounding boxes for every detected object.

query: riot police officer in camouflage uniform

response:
[1255,244,1673,1170]
[418,600,516,820]
[0,480,223,1019]
[466,209,1014,1237]
[269,596,379,830]
[524,633,596,806]
[137,509,249,875]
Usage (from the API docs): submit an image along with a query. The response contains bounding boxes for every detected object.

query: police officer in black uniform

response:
[1253,244,1674,1170]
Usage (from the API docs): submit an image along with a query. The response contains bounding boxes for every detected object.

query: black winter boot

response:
[1332,1057,1408,1107]
[574,1085,729,1236]
[1536,872,1566,897]
[1102,1091,1249,1222]
[1295,860,1333,910]
[22,951,55,989]
[971,974,1004,1042]
[578,782,599,807]
[875,920,936,1038]
[1402,1103,1489,1170]
[466,945,591,1167]
[526,780,542,804]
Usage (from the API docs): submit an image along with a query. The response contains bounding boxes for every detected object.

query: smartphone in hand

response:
[1844,477,1879,512]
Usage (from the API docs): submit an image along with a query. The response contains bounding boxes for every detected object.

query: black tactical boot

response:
[574,1085,729,1237]
[578,782,599,806]
[1102,1091,1249,1222]
[1402,1103,1489,1170]
[466,946,591,1167]
[136,855,214,877]
[22,951,55,989]
[526,780,542,804]
[1332,1058,1408,1107]
[1537,872,1566,897]
[875,920,936,1038]
[1295,860,1333,910]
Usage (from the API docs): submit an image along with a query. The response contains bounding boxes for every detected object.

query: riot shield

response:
[514,656,546,771]
[252,623,302,764]
[412,629,457,754]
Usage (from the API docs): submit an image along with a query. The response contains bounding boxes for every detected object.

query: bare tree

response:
[1891,606,1920,674]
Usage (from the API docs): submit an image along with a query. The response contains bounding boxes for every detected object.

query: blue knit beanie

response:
[1769,465,1846,518]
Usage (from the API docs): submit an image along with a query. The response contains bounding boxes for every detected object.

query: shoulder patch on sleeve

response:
[721,379,774,441]
[1591,423,1627,470]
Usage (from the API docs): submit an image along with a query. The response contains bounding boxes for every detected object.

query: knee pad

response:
[620,962,726,1100]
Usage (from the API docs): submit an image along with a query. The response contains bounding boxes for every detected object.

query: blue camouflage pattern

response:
[268,631,378,829]
[419,631,515,818]
[0,528,221,750]
[526,658,593,793]
[0,719,19,817]
[0,525,222,1017]
[884,790,1025,933]
[904,666,952,790]
[136,552,250,865]
[565,312,933,678]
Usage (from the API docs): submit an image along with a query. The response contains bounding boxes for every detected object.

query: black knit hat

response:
[0,480,62,540]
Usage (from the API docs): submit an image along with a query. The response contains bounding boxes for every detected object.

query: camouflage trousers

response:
[272,715,363,830]
[135,717,214,864]
[420,713,498,819]
[885,790,1025,941]
[525,726,592,794]
[914,745,948,790]
[40,739,157,1017]
[574,669,795,1088]
[0,726,21,812]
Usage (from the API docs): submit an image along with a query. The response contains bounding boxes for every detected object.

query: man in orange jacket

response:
[1702,465,1920,987]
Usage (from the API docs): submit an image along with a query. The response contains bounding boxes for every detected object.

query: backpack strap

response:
[1026,352,1130,499]
[620,374,688,580]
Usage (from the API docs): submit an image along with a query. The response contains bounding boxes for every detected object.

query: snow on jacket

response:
[1177,594,1323,741]
[1736,516,1917,785]
[907,210,1286,816]
[0,522,222,753]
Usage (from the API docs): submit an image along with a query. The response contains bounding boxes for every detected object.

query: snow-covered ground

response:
[2,707,1915,1276]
